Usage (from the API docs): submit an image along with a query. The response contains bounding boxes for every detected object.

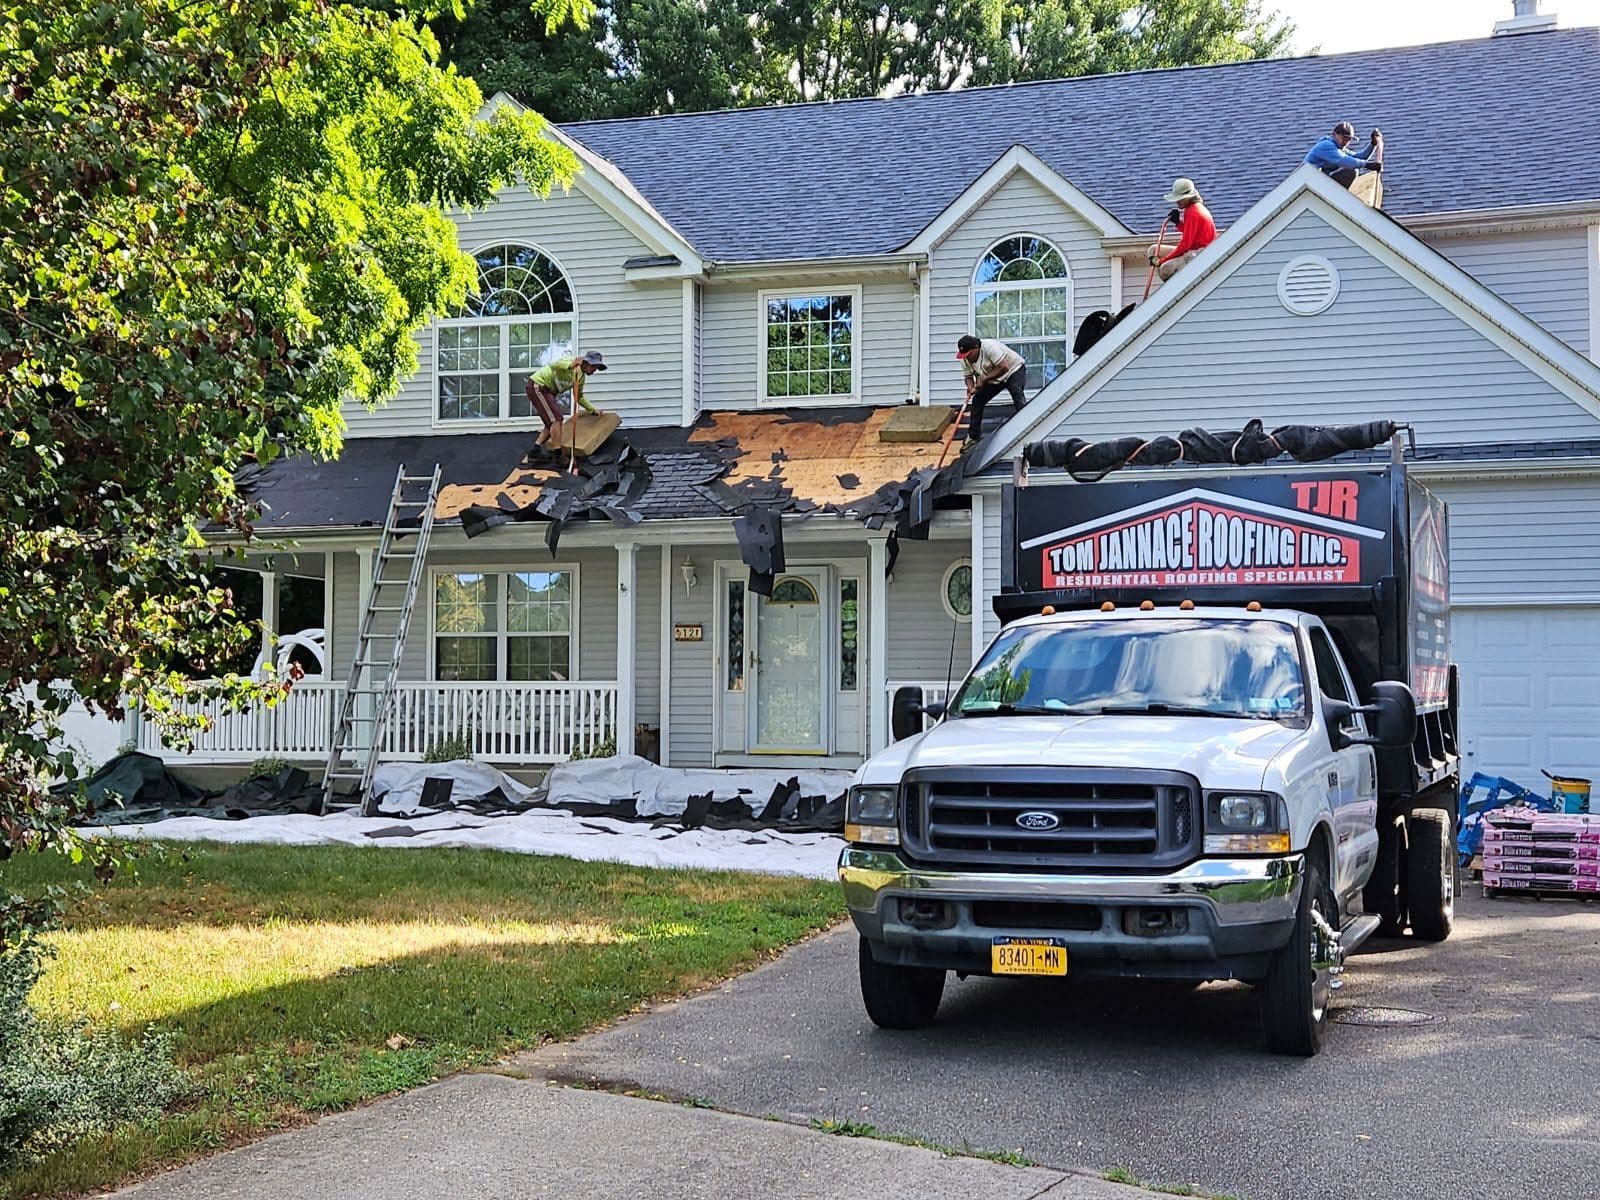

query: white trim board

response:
[978,165,1600,467]
[903,145,1132,254]
[494,99,704,271]
[1588,223,1599,366]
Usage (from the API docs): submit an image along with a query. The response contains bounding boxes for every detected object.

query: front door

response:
[749,568,830,753]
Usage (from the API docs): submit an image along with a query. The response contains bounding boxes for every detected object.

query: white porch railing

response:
[381,681,618,762]
[128,680,619,765]
[884,679,956,738]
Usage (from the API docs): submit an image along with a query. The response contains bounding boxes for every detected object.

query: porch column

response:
[970,493,987,666]
[868,534,890,754]
[659,542,672,766]
[616,541,638,756]
[260,568,278,669]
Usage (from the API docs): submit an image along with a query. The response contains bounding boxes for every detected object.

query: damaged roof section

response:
[237,408,979,577]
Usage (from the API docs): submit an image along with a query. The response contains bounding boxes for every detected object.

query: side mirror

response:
[891,686,942,741]
[1324,681,1416,750]
[891,686,924,741]
[1366,680,1417,748]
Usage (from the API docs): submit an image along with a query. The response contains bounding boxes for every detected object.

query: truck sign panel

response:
[1016,476,1390,593]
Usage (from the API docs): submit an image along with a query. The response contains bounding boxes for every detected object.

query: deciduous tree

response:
[0,0,576,902]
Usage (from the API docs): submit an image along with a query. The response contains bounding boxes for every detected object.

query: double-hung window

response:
[437,244,575,423]
[760,289,858,402]
[433,570,577,682]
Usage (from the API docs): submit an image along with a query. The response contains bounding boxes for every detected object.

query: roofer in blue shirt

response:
[1304,120,1383,188]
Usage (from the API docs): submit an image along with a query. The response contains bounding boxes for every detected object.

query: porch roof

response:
[237,406,973,535]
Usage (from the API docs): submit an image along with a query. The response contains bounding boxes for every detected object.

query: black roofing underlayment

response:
[565,30,1600,261]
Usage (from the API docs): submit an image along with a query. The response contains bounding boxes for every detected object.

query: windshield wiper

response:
[958,703,1100,718]
[1091,703,1270,720]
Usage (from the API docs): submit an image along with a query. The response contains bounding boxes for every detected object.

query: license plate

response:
[991,937,1068,977]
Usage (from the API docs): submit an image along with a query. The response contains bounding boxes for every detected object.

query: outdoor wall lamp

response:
[680,555,698,592]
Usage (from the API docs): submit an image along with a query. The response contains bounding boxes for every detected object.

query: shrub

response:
[0,938,189,1167]
[247,755,292,779]
[567,735,617,762]
[421,735,472,764]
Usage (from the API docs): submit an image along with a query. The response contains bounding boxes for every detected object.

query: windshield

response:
[950,618,1306,722]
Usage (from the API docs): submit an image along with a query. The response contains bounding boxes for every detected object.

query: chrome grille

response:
[900,768,1200,872]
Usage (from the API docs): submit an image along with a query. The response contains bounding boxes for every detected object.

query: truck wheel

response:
[1363,819,1407,937]
[1260,855,1334,1057]
[858,936,944,1030]
[1405,809,1455,943]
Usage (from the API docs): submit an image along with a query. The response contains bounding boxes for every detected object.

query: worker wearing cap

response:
[955,335,1028,447]
[1146,178,1217,284]
[527,349,607,444]
[1304,121,1383,188]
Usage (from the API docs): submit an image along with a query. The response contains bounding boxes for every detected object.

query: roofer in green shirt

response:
[526,349,607,445]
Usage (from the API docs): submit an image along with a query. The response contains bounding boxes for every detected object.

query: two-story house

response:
[137,19,1600,794]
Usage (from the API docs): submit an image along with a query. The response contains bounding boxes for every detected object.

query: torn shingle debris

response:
[426,406,979,586]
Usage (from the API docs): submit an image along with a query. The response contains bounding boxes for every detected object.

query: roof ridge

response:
[561,27,1594,133]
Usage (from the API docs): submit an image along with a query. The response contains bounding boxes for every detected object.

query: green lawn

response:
[1,844,846,1199]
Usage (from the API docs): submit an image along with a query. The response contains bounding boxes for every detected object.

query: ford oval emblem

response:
[1016,810,1060,831]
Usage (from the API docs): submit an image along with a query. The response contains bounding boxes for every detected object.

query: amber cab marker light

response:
[1179,599,1195,611]
[1040,604,1056,615]
[1140,599,1155,611]
[1246,600,1262,612]
[1100,601,1115,612]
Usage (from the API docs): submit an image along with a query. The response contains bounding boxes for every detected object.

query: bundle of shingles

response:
[1482,807,1600,895]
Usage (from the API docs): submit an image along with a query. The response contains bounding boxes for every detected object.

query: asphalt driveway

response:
[530,892,1600,1200]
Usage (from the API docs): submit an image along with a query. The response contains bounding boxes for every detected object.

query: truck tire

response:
[858,937,944,1030]
[1260,855,1334,1057]
[1405,808,1456,943]
[1363,819,1407,937]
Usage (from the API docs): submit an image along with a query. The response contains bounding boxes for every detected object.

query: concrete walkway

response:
[113,1072,1151,1200]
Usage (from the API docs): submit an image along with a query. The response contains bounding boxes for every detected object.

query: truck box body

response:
[996,464,1458,808]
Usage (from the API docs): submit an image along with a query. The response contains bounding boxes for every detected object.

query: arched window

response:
[971,236,1071,391]
[770,577,819,604]
[437,244,576,422]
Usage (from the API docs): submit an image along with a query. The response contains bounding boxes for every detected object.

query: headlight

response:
[845,785,899,846]
[1204,792,1289,855]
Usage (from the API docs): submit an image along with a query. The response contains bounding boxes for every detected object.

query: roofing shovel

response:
[1140,212,1172,301]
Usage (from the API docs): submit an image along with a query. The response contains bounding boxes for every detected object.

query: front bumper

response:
[839,849,1303,981]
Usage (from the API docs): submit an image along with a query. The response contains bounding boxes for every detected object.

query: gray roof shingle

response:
[564,29,1600,262]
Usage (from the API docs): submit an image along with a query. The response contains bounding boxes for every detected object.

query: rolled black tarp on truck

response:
[997,464,1451,716]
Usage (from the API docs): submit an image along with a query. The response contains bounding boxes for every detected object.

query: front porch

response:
[129,512,980,775]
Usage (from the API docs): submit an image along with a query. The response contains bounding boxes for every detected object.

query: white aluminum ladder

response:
[321,463,441,815]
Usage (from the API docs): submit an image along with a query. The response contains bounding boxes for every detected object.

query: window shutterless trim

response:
[755,285,862,405]
[428,565,582,681]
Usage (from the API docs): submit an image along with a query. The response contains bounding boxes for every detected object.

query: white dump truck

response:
[841,448,1459,1054]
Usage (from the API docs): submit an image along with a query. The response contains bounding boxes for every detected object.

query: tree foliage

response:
[0,0,576,885]
[436,0,1293,121]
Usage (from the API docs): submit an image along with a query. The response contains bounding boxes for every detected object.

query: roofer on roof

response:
[1146,178,1217,285]
[1304,121,1383,188]
[527,350,607,445]
[956,335,1028,448]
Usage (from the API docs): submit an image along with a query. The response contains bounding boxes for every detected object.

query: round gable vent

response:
[1277,255,1340,316]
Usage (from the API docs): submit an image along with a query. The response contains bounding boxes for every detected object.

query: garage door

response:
[1453,606,1600,789]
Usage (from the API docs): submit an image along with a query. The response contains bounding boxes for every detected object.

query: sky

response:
[1274,0,1600,54]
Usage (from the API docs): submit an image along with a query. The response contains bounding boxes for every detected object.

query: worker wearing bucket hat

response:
[1146,177,1216,285]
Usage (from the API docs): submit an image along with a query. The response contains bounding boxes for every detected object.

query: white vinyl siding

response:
[1045,210,1600,446]
[342,185,684,436]
[930,171,1113,409]
[1424,226,1590,356]
[886,541,975,683]
[1424,475,1600,600]
[702,275,916,409]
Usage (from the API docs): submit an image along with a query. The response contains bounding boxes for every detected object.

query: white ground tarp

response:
[87,808,844,879]
[541,755,853,817]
